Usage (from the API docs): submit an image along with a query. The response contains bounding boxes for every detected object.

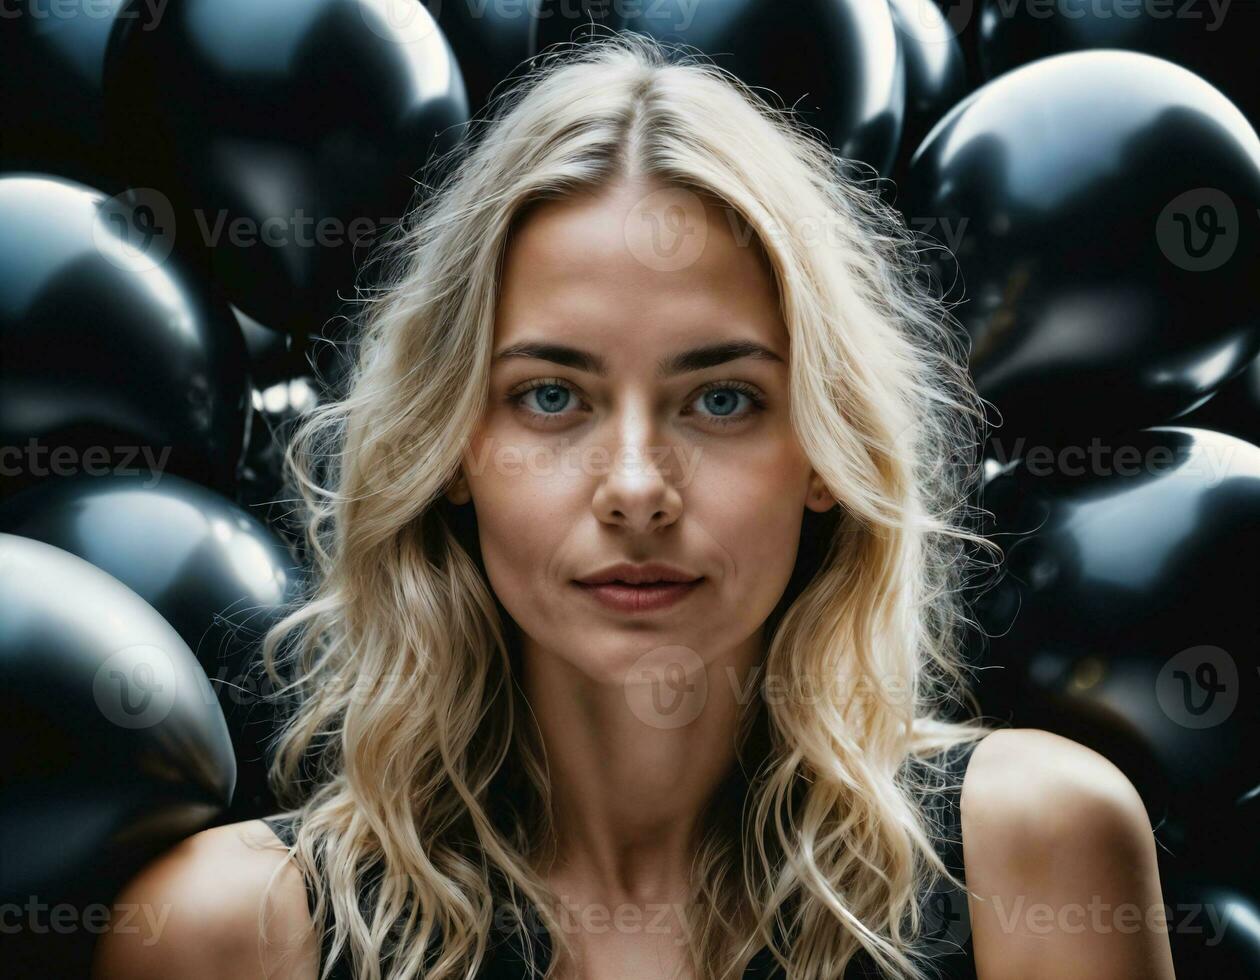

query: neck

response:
[520,630,764,905]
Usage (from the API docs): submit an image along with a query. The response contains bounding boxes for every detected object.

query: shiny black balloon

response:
[930,0,985,88]
[236,305,301,390]
[888,0,969,181]
[0,0,127,189]
[437,0,536,119]
[0,533,235,974]
[975,427,1260,835]
[1156,782,1260,909]
[558,0,905,176]
[237,375,325,559]
[104,0,470,333]
[531,0,622,54]
[1164,880,1260,979]
[906,51,1260,452]
[979,0,1260,128]
[0,174,249,497]
[1177,352,1260,450]
[0,473,304,820]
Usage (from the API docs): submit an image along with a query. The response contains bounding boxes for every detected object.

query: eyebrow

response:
[491,339,785,378]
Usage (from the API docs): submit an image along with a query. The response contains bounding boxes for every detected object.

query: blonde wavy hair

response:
[258,30,1000,980]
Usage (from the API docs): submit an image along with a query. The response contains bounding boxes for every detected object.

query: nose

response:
[590,407,683,534]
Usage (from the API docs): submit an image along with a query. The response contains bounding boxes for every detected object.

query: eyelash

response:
[506,377,767,427]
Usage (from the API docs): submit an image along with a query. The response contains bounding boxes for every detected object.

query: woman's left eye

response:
[685,384,766,424]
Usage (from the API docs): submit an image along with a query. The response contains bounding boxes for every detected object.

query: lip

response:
[575,561,702,586]
[573,579,704,614]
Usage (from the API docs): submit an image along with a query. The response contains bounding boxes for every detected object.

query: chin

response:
[561,631,699,686]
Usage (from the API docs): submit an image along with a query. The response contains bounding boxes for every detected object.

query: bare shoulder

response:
[959,728,1175,980]
[90,818,318,980]
[962,727,1152,855]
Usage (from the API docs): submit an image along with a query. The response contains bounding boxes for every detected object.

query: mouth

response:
[572,578,704,614]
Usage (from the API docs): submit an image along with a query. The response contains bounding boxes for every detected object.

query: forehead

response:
[494,179,787,359]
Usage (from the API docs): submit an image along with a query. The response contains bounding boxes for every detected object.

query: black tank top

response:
[264,738,982,979]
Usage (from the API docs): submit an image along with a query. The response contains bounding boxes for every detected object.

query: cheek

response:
[693,436,812,604]
[469,478,535,579]
[464,435,578,624]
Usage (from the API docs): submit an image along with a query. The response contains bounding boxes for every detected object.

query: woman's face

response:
[450,178,834,683]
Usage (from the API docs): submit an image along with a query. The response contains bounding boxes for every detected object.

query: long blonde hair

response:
[259,31,1000,980]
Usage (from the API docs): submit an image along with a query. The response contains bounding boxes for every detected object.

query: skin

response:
[442,176,835,976]
[89,178,1176,980]
[963,729,1176,980]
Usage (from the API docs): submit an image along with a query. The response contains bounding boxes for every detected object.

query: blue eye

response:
[510,379,582,420]
[690,383,766,424]
[699,388,742,417]
[523,383,572,414]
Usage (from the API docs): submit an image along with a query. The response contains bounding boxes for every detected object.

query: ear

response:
[805,471,836,513]
[445,469,471,506]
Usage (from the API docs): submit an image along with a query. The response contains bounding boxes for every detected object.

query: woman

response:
[94,33,1175,980]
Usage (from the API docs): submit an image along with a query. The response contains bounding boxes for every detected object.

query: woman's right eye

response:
[509,379,583,421]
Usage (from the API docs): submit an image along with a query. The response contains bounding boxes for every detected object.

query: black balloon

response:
[975,427,1260,838]
[931,0,984,74]
[547,0,905,176]
[906,51,1260,452]
[237,375,326,559]
[888,0,969,182]
[236,305,301,390]
[531,0,622,54]
[1157,782,1260,915]
[104,0,470,333]
[0,0,127,189]
[437,0,536,119]
[0,533,235,974]
[0,473,303,820]
[1177,352,1260,450]
[1164,880,1260,979]
[979,0,1260,128]
[0,174,249,497]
